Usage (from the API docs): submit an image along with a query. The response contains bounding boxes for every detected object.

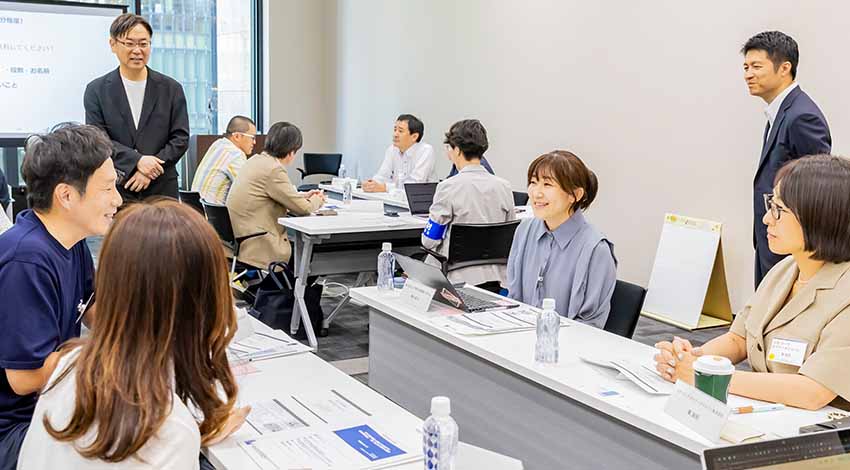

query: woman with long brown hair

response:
[17,199,248,469]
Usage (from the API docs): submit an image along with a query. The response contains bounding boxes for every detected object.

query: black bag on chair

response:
[250,262,324,340]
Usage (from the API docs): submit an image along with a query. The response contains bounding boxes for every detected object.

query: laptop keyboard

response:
[456,287,505,311]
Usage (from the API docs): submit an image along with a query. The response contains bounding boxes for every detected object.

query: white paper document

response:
[580,355,674,395]
[246,399,310,435]
[290,389,372,425]
[239,422,421,470]
[228,329,311,362]
[431,307,569,336]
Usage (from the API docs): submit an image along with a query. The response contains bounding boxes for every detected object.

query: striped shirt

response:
[191,137,247,204]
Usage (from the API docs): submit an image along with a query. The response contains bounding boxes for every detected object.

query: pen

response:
[731,404,785,414]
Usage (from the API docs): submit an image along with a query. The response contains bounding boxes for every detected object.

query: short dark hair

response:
[396,114,424,142]
[741,31,799,79]
[444,119,489,160]
[263,122,302,158]
[110,13,152,39]
[224,115,255,136]
[22,124,112,211]
[775,155,850,263]
[527,150,599,211]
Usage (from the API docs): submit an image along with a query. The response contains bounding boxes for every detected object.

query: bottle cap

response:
[430,396,451,417]
[382,242,392,251]
[542,298,556,311]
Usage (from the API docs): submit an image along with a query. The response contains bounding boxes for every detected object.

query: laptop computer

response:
[402,182,438,218]
[702,428,850,470]
[394,253,518,312]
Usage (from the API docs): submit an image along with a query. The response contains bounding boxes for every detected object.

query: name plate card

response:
[398,279,436,314]
[664,380,730,442]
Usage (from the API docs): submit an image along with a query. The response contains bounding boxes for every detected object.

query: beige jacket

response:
[227,152,323,268]
[730,256,850,407]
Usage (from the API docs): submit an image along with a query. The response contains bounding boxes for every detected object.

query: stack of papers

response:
[240,390,421,469]
[227,329,311,362]
[430,307,570,336]
[580,355,674,395]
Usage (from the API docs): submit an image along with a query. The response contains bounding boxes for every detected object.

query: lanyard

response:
[534,234,555,307]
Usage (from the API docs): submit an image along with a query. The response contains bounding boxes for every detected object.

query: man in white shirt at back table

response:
[362,114,436,192]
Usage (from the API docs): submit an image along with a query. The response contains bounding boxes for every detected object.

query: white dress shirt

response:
[764,82,798,128]
[373,141,435,185]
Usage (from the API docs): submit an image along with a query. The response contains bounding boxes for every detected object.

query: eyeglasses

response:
[115,39,151,50]
[763,193,791,220]
[233,132,256,141]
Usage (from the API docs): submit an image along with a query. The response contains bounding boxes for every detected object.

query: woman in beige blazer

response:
[655,155,850,410]
[227,122,325,269]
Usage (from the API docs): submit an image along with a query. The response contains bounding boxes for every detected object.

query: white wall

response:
[264,0,337,182]
[333,0,850,311]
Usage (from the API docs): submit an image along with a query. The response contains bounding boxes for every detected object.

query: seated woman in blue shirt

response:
[506,150,617,328]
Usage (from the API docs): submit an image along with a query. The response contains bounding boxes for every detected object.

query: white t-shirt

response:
[121,76,147,129]
[17,348,201,470]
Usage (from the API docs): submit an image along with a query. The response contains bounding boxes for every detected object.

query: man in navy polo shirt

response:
[0,124,121,469]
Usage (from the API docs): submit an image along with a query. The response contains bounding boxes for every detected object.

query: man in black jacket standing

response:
[84,13,189,202]
[743,31,831,287]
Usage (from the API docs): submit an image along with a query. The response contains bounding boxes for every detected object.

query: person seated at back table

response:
[0,124,122,470]
[362,114,435,193]
[17,200,249,469]
[506,150,617,328]
[190,115,257,204]
[227,121,326,270]
[422,119,514,293]
[655,155,850,411]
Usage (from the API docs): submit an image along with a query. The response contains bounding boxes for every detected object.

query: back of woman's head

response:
[527,150,599,211]
[775,154,850,263]
[263,121,302,158]
[45,199,238,461]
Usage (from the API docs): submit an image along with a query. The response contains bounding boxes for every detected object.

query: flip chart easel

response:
[641,214,733,330]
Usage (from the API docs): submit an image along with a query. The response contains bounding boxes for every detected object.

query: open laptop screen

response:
[702,429,850,470]
[403,183,438,215]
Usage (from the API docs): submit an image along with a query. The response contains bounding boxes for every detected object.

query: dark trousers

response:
[0,422,28,470]
[754,243,786,289]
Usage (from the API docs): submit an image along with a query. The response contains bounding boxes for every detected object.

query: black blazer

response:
[753,86,831,282]
[84,67,189,201]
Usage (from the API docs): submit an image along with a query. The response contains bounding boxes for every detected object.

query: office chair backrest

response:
[178,190,205,215]
[446,220,521,271]
[604,280,647,339]
[303,153,343,177]
[513,191,529,206]
[201,200,236,246]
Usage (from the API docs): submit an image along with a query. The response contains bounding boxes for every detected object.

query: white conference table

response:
[320,183,409,210]
[277,211,426,348]
[206,320,524,470]
[350,286,839,470]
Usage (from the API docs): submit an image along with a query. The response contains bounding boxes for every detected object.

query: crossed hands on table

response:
[654,336,704,385]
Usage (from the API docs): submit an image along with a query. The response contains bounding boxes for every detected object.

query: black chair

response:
[178,190,205,215]
[297,153,343,191]
[422,220,521,276]
[200,200,266,278]
[604,280,647,339]
[513,191,529,206]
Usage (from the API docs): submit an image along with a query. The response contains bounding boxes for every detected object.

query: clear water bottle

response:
[535,298,560,364]
[377,242,395,293]
[343,179,353,205]
[423,396,458,470]
[338,163,347,178]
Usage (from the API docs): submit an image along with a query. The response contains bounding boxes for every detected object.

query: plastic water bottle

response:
[423,396,458,470]
[343,179,353,205]
[338,163,347,178]
[377,242,395,293]
[535,298,560,364]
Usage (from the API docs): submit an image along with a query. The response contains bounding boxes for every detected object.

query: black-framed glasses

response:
[763,193,790,220]
[115,39,151,50]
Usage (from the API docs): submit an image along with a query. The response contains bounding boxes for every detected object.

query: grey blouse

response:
[506,211,617,328]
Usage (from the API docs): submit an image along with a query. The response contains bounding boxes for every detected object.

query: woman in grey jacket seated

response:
[421,119,515,293]
[506,151,617,328]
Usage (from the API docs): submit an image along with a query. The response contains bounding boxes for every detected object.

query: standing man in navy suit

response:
[743,31,831,287]
[85,13,189,203]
